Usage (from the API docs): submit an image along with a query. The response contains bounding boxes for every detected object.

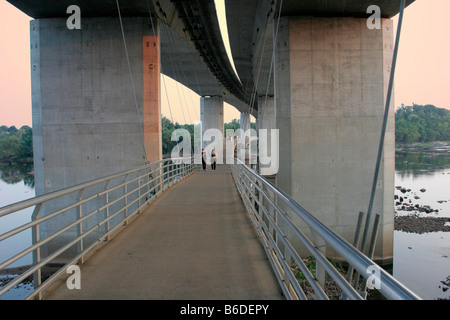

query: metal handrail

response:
[0,157,199,299]
[230,159,420,300]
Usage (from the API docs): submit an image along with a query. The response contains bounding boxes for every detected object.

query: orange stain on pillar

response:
[143,36,162,163]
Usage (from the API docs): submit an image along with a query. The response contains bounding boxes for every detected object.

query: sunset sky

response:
[0,0,449,128]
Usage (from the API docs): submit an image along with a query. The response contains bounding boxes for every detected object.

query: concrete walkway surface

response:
[44,165,283,300]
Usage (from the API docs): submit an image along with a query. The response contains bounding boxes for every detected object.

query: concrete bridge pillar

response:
[31,16,161,194]
[239,112,250,154]
[274,17,396,263]
[240,112,251,134]
[200,96,224,159]
[257,96,277,176]
[30,16,161,259]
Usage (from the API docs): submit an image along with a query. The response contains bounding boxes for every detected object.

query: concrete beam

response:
[8,0,415,20]
[279,0,415,18]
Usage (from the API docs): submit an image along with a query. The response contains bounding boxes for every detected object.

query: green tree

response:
[0,135,21,161]
[395,104,450,143]
[224,119,240,133]
[0,125,34,162]
[161,116,195,156]
[7,126,18,134]
[19,126,33,158]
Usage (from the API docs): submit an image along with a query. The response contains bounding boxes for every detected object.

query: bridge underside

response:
[226,0,414,103]
[7,0,415,19]
[6,0,415,262]
[8,0,414,114]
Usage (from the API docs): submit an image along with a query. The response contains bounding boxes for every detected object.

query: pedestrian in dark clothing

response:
[211,149,217,171]
[202,148,207,170]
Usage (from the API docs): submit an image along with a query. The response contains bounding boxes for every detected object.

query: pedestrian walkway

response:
[43,164,283,300]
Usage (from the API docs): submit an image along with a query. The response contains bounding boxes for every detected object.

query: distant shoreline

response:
[0,157,33,165]
[396,141,450,152]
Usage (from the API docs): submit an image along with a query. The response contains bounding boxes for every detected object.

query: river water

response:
[0,163,35,267]
[0,148,449,299]
[393,145,450,300]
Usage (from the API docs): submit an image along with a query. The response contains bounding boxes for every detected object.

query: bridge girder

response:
[7,0,415,115]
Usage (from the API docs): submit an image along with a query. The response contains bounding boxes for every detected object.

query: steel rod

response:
[361,0,405,254]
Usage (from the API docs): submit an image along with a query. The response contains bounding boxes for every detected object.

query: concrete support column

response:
[31,17,161,194]
[200,96,224,160]
[257,96,277,176]
[275,17,395,262]
[239,111,256,165]
[30,17,161,259]
[240,112,251,133]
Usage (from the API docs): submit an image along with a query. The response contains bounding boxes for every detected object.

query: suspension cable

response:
[248,21,269,117]
[259,0,283,130]
[116,0,148,163]
[249,0,282,118]
[160,22,189,125]
[146,0,176,126]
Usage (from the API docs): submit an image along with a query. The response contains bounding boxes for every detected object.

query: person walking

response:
[202,148,207,170]
[211,149,217,171]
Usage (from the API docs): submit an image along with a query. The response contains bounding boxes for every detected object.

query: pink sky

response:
[0,0,449,127]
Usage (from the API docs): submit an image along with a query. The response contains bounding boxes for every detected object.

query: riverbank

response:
[0,161,34,186]
[394,140,450,222]
[0,158,33,166]
[396,141,450,152]
[395,215,450,234]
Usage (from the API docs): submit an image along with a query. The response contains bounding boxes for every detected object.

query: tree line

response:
[2,106,448,162]
[0,125,33,164]
[161,116,259,156]
[161,116,195,156]
[395,104,450,144]
[0,118,239,162]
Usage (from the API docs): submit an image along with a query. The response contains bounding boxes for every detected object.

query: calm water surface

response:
[393,148,450,300]
[0,163,35,268]
[0,163,35,300]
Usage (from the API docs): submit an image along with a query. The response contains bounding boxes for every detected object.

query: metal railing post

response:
[104,179,112,242]
[76,189,85,263]
[159,162,163,193]
[32,203,43,300]
[138,171,142,208]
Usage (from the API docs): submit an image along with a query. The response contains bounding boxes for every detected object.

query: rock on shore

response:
[394,215,450,234]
